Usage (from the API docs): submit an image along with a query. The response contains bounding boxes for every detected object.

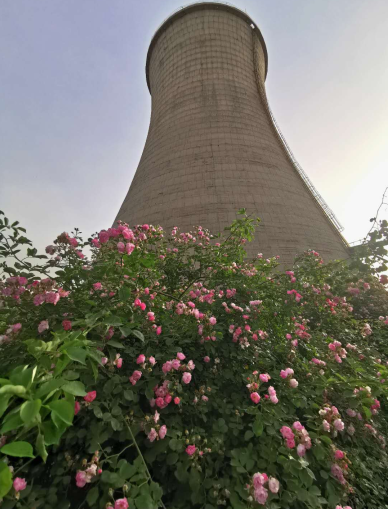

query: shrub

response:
[0,209,387,509]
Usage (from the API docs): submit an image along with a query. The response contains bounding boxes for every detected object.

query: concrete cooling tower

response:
[114,2,349,264]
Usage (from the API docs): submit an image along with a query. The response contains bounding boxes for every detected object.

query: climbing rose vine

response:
[0,209,388,509]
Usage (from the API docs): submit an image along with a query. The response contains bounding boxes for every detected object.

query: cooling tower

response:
[115,2,349,264]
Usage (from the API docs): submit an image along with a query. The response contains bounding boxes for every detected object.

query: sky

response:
[1,0,387,254]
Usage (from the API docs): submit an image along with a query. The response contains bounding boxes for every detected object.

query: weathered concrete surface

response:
[115,3,349,266]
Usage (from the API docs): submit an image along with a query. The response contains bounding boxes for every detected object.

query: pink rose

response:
[156,326,162,335]
[268,477,279,494]
[254,486,268,505]
[149,356,156,366]
[297,444,306,457]
[334,419,345,431]
[334,450,345,460]
[209,316,217,325]
[187,360,195,370]
[177,352,186,360]
[159,425,167,439]
[204,356,210,363]
[174,397,180,405]
[148,428,157,442]
[75,471,87,488]
[186,445,196,456]
[114,499,129,509]
[250,392,261,404]
[74,401,81,415]
[125,243,135,255]
[13,477,27,492]
[93,282,102,290]
[137,354,146,364]
[182,372,192,384]
[62,320,72,331]
[289,378,298,388]
[259,373,270,382]
[38,320,49,333]
[84,391,96,403]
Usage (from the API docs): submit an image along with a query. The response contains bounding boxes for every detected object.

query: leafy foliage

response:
[0,209,388,509]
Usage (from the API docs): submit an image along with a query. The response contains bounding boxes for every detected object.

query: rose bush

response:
[0,209,388,509]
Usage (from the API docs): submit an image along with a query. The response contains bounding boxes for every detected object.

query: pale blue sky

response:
[1,0,387,252]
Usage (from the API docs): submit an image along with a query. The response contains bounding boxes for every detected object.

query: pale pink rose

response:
[322,420,330,432]
[13,477,27,492]
[125,243,135,255]
[254,486,268,505]
[182,372,192,384]
[117,241,125,253]
[114,498,129,509]
[334,419,345,431]
[45,292,60,305]
[159,425,167,439]
[177,352,186,360]
[38,320,49,333]
[292,421,304,431]
[209,316,217,325]
[149,356,156,366]
[253,473,266,488]
[75,471,87,488]
[268,477,279,493]
[289,378,298,388]
[297,444,306,457]
[148,428,158,442]
[171,359,181,370]
[187,360,195,370]
[101,357,108,365]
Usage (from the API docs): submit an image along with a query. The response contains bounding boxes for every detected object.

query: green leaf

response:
[131,330,145,342]
[42,420,66,445]
[0,413,24,434]
[253,417,264,437]
[66,347,86,365]
[108,340,125,349]
[20,399,42,424]
[49,399,74,426]
[0,395,12,418]
[0,441,34,458]
[135,494,154,509]
[119,286,131,301]
[166,452,178,465]
[86,486,99,507]
[0,461,12,498]
[36,433,48,462]
[62,381,86,396]
[119,325,134,337]
[36,379,65,399]
[244,430,254,441]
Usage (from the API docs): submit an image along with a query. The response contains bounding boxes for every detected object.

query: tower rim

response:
[145,1,268,94]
